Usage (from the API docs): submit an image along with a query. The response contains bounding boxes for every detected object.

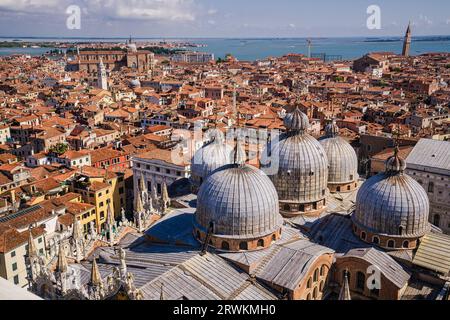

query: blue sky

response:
[0,0,449,38]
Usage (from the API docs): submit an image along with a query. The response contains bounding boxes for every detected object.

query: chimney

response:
[10,189,16,204]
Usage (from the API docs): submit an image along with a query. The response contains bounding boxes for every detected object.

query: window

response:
[11,251,16,258]
[166,169,170,174]
[39,249,44,255]
[38,237,42,243]
[13,275,19,285]
[312,287,318,299]
[306,293,311,300]
[387,240,395,248]
[402,241,409,248]
[428,182,434,193]
[257,239,264,247]
[433,214,440,227]
[361,231,366,240]
[372,236,380,245]
[356,272,365,291]
[320,265,326,276]
[307,277,312,289]
[319,281,324,292]
[177,171,181,177]
[239,242,248,250]
[221,241,230,250]
[99,202,104,207]
[12,262,17,271]
[314,268,319,282]
[283,204,290,211]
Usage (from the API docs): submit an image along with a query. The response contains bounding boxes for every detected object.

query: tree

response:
[49,143,69,156]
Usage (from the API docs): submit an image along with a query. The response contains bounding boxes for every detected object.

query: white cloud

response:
[208,9,218,15]
[419,14,433,25]
[0,0,61,13]
[288,23,296,28]
[0,0,197,22]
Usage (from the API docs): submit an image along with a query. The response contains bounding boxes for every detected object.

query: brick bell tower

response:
[402,22,412,57]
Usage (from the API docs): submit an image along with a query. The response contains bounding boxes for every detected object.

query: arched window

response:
[337,186,341,192]
[314,268,319,282]
[221,241,230,251]
[239,242,248,250]
[257,239,264,248]
[356,272,365,291]
[398,226,404,235]
[313,287,318,299]
[306,293,311,300]
[387,240,395,248]
[433,214,440,227]
[347,185,351,191]
[428,182,434,193]
[372,236,380,245]
[319,281,324,292]
[283,204,290,211]
[361,231,366,240]
[320,265,326,276]
[299,204,305,212]
[307,277,312,289]
[402,240,409,248]
[271,234,276,243]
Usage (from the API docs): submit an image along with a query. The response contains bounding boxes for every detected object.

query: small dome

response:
[353,151,430,241]
[129,79,141,88]
[283,107,310,132]
[195,164,283,240]
[324,120,340,137]
[319,122,358,188]
[191,139,233,190]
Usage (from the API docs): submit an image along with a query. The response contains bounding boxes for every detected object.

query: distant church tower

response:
[402,22,412,57]
[98,58,108,90]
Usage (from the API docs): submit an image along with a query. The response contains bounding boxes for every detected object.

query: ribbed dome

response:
[262,110,328,212]
[324,121,340,138]
[284,107,310,133]
[353,152,430,238]
[195,164,283,239]
[191,140,233,188]
[319,130,358,186]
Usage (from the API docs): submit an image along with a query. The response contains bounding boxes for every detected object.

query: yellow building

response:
[0,227,46,288]
[71,166,126,232]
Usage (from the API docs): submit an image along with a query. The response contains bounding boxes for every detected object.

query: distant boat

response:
[31,45,40,48]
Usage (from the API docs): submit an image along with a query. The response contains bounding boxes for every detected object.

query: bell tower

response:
[402,22,412,57]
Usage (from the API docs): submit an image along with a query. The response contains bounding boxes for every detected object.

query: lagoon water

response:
[1,36,450,61]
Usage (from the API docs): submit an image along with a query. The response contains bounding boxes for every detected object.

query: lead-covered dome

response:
[352,148,430,250]
[262,107,329,217]
[319,120,359,193]
[190,130,233,193]
[194,144,283,251]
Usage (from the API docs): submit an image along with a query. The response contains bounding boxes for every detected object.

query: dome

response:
[352,149,430,249]
[319,121,359,192]
[283,107,310,132]
[190,138,233,192]
[129,79,141,88]
[262,109,329,216]
[194,162,283,250]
